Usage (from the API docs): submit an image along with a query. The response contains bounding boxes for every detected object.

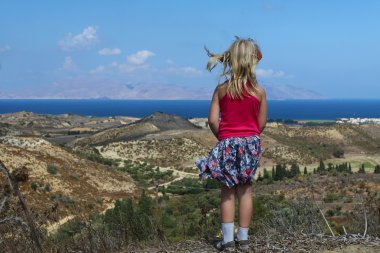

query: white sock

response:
[221,222,234,244]
[237,226,249,241]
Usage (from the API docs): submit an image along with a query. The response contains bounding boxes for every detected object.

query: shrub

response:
[31,182,38,191]
[69,174,79,181]
[358,164,365,173]
[343,195,353,203]
[44,183,51,192]
[47,164,58,175]
[326,209,335,217]
[374,165,380,174]
[323,192,338,203]
[50,193,75,208]
[333,148,344,158]
[160,178,205,195]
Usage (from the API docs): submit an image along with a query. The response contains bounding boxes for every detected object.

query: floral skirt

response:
[195,135,262,189]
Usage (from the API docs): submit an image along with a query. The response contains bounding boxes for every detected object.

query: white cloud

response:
[168,66,202,76]
[62,56,78,71]
[90,65,107,74]
[98,48,122,56]
[126,50,155,65]
[90,50,155,74]
[0,44,11,53]
[256,68,290,78]
[256,68,285,78]
[166,59,174,65]
[90,61,147,74]
[58,26,98,50]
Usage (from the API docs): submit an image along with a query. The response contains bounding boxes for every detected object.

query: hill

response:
[71,112,201,147]
[0,136,136,234]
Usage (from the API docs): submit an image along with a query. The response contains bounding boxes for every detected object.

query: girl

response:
[195,37,267,252]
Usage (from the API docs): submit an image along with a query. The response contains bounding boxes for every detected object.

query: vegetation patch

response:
[47,164,58,175]
[120,160,175,187]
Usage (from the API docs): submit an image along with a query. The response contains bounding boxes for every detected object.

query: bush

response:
[160,178,204,195]
[121,160,174,187]
[326,209,335,217]
[358,164,365,173]
[47,164,58,175]
[44,183,51,192]
[323,192,338,203]
[50,193,75,208]
[374,165,380,174]
[333,148,344,158]
[343,195,353,203]
[31,182,38,191]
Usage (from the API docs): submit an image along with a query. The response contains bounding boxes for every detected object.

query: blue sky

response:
[0,0,379,99]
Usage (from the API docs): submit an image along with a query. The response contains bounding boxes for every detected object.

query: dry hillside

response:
[0,136,136,234]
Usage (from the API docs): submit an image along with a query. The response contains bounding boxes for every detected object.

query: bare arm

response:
[208,86,221,140]
[258,87,267,132]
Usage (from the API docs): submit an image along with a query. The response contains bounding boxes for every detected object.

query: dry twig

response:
[0,160,44,253]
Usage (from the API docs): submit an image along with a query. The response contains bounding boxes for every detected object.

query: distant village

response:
[336,117,380,124]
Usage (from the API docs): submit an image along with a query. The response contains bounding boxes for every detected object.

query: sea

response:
[0,99,379,120]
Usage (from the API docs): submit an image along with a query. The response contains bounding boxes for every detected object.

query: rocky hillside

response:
[260,123,380,168]
[0,136,136,234]
[89,115,380,175]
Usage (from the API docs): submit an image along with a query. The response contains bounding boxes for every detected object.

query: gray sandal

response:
[235,239,250,252]
[214,240,235,252]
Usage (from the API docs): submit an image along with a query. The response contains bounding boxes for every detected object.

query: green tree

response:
[327,163,333,171]
[257,171,263,181]
[375,165,380,174]
[138,190,153,216]
[290,163,301,177]
[317,159,325,173]
[263,168,270,179]
[274,163,286,181]
[303,166,307,175]
[358,163,365,173]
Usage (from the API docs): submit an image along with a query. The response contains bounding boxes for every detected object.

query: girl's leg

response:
[220,184,235,244]
[220,183,235,223]
[236,183,253,227]
[236,183,252,242]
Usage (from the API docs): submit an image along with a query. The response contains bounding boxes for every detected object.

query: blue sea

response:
[0,99,379,120]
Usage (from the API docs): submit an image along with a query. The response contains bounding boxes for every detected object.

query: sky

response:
[0,0,379,100]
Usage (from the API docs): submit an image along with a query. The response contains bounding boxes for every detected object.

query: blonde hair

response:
[205,36,262,100]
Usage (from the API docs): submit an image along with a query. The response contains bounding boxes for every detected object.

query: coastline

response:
[1,99,380,120]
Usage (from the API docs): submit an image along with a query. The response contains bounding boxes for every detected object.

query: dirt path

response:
[44,215,76,235]
[147,166,198,191]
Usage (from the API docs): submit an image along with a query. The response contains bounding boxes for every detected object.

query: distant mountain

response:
[0,81,325,100]
[262,83,325,100]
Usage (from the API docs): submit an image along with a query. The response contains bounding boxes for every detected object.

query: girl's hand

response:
[257,86,267,132]
[208,85,221,139]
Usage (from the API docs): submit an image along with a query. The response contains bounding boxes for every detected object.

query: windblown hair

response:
[205,36,262,100]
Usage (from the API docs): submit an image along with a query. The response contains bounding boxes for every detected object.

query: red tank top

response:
[218,85,261,140]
